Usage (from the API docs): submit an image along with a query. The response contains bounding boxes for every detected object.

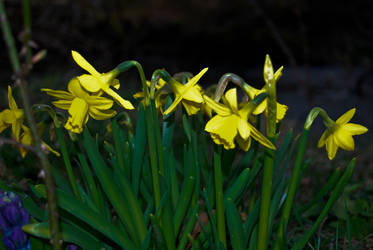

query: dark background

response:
[0,0,372,160]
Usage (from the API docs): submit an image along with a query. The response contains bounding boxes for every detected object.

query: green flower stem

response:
[144,104,161,208]
[273,129,309,250]
[214,146,227,249]
[257,55,277,250]
[304,107,334,130]
[55,125,81,200]
[0,1,61,249]
[291,158,356,250]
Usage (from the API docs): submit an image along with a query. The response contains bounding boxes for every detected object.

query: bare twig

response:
[0,136,37,153]
[0,1,62,249]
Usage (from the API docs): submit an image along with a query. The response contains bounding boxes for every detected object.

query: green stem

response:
[0,1,61,249]
[55,125,81,200]
[273,129,309,250]
[214,146,227,249]
[257,55,277,250]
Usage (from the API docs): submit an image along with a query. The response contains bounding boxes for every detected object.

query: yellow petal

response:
[203,95,231,116]
[89,107,117,120]
[12,119,22,140]
[183,68,208,89]
[248,123,276,149]
[1,110,15,124]
[68,78,90,97]
[52,100,72,110]
[236,136,251,151]
[318,130,329,148]
[276,102,288,121]
[8,86,18,110]
[336,108,355,125]
[343,123,368,135]
[224,88,238,111]
[42,142,60,157]
[181,100,201,115]
[85,96,114,109]
[243,85,260,100]
[253,99,267,115]
[133,91,145,99]
[164,94,183,115]
[41,88,74,100]
[77,74,102,93]
[182,86,204,103]
[334,129,354,151]
[104,88,134,110]
[112,79,120,90]
[237,118,250,140]
[71,51,100,77]
[326,137,338,160]
[274,66,284,82]
[0,116,9,133]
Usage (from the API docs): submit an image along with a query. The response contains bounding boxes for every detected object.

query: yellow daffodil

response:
[163,68,208,116]
[244,85,288,122]
[318,108,368,160]
[42,78,117,133]
[18,124,60,158]
[133,79,169,112]
[0,86,24,140]
[204,88,275,151]
[71,50,134,110]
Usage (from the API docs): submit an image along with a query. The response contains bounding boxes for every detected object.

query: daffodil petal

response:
[12,119,22,140]
[224,88,238,111]
[318,130,329,148]
[336,108,355,125]
[205,115,238,149]
[184,68,208,88]
[133,91,145,99]
[253,99,267,115]
[1,110,15,124]
[67,98,89,133]
[112,79,120,90]
[334,129,354,151]
[42,141,60,157]
[77,74,102,93]
[52,100,72,110]
[326,137,338,160]
[236,135,251,151]
[85,96,114,109]
[41,88,74,100]
[276,102,288,121]
[248,123,276,149]
[243,85,260,100]
[181,100,201,115]
[104,88,134,110]
[203,95,231,116]
[71,51,100,77]
[89,107,117,120]
[164,94,183,115]
[8,86,18,110]
[343,123,368,135]
[274,66,284,82]
[237,118,250,140]
[182,86,204,103]
[68,78,90,97]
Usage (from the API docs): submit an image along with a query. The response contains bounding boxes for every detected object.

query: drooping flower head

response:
[133,79,169,113]
[163,68,208,116]
[0,86,24,140]
[42,78,117,133]
[71,50,134,110]
[204,88,275,151]
[318,108,368,160]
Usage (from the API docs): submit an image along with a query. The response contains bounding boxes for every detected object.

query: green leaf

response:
[226,198,245,250]
[23,222,104,249]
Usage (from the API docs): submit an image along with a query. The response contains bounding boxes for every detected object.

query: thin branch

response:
[0,1,62,249]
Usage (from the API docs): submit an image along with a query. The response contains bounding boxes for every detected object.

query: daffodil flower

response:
[42,78,117,133]
[318,108,368,160]
[71,50,134,110]
[133,79,169,112]
[18,124,60,158]
[0,86,24,140]
[244,85,288,122]
[204,88,275,151]
[163,68,208,116]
